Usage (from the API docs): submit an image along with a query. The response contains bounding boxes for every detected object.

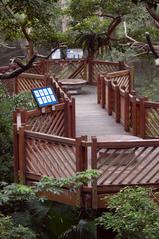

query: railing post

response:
[15,76,18,94]
[131,93,137,136]
[45,74,51,86]
[97,74,101,104]
[13,109,27,182]
[124,90,130,131]
[119,61,125,70]
[100,76,105,108]
[56,87,61,102]
[107,80,112,115]
[75,136,88,207]
[18,127,26,184]
[76,136,88,172]
[130,67,135,92]
[140,97,146,138]
[83,60,88,81]
[71,98,76,138]
[64,100,71,137]
[64,98,76,138]
[13,110,20,182]
[91,136,98,209]
[88,59,93,84]
[114,83,120,123]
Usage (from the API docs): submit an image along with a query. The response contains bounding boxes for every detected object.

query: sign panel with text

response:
[32,87,58,108]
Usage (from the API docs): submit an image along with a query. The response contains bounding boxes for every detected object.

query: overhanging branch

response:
[0,44,65,80]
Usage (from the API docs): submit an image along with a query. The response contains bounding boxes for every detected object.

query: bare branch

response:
[123,21,149,49]
[0,42,15,49]
[123,21,138,43]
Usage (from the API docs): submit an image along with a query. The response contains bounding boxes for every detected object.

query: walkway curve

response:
[75,85,130,138]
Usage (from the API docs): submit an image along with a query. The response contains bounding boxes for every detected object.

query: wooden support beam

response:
[114,84,120,123]
[91,136,98,209]
[101,76,106,109]
[18,127,25,184]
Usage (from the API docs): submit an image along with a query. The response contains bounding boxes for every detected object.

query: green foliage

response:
[34,169,100,193]
[123,4,159,42]
[0,213,36,239]
[0,0,60,48]
[0,84,36,182]
[66,0,159,60]
[136,76,159,100]
[0,183,36,206]
[100,0,135,15]
[68,0,101,21]
[97,187,159,239]
[0,170,99,238]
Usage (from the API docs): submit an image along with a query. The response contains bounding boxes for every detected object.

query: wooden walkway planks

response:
[75,85,130,137]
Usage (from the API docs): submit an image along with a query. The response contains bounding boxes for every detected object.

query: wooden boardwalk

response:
[75,85,130,137]
[11,66,159,209]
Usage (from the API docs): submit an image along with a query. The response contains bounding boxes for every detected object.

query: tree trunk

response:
[21,26,34,60]
[25,41,34,60]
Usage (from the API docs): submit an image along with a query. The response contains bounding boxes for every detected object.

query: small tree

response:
[97,187,159,239]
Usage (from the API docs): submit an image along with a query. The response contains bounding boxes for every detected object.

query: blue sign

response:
[32,87,58,108]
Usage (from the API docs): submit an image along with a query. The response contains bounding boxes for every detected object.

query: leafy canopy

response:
[0,0,60,48]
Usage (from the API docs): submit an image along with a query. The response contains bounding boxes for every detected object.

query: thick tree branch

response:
[0,45,64,80]
[145,32,159,58]
[21,25,31,43]
[108,16,121,37]
[103,16,122,46]
[145,3,159,23]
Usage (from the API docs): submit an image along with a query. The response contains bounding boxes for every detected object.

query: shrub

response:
[97,187,159,239]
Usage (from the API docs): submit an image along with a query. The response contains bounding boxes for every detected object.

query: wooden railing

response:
[5,58,159,208]
[0,64,17,95]
[14,129,159,208]
[15,73,51,94]
[18,129,78,182]
[97,69,159,138]
[12,71,76,184]
[13,102,75,136]
[27,59,126,84]
[97,69,132,108]
[88,60,126,84]
[16,73,71,101]
[0,60,127,98]
[29,59,88,81]
[14,128,86,206]
[91,136,159,208]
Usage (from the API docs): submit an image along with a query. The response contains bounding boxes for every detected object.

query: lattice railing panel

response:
[110,75,130,91]
[16,76,46,94]
[96,144,159,186]
[27,110,65,136]
[92,61,120,83]
[25,137,76,179]
[47,61,86,80]
[145,107,159,138]
[27,64,45,75]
